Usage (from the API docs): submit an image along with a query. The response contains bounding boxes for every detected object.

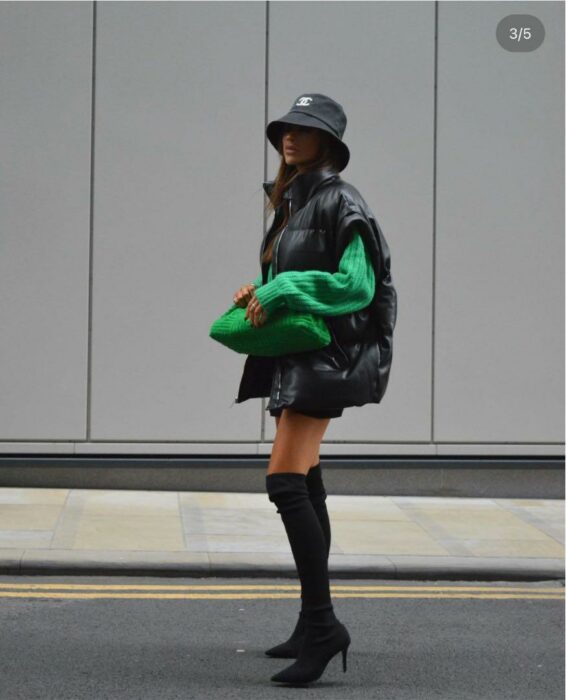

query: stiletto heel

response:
[342,643,349,672]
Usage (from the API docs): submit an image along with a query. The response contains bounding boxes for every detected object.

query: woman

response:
[232,93,397,685]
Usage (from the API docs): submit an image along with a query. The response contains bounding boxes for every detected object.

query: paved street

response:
[0,575,563,699]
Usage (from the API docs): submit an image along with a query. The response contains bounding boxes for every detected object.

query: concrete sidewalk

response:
[0,487,564,580]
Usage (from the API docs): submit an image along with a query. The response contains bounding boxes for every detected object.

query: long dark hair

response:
[261,130,342,265]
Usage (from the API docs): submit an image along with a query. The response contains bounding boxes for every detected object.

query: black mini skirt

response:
[268,406,343,419]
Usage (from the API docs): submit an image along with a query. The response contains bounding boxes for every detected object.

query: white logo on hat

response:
[296,96,313,106]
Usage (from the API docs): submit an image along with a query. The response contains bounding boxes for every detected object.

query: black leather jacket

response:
[235,165,397,412]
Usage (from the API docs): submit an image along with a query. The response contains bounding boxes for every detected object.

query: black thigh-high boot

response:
[264,462,331,658]
[306,463,331,558]
[265,472,350,685]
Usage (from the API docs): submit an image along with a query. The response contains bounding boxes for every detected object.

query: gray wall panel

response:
[435,1,564,442]
[266,1,435,442]
[0,1,562,455]
[0,2,93,439]
[93,1,266,440]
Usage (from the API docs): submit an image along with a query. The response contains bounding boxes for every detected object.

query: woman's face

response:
[281,125,323,172]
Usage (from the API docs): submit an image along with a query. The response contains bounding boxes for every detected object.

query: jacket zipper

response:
[274,228,284,277]
[272,236,284,400]
[327,322,349,365]
[273,199,292,403]
[275,361,282,402]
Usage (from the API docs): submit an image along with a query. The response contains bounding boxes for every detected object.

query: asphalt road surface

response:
[0,576,563,699]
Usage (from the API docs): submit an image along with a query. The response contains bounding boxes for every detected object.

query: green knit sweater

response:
[250,230,375,316]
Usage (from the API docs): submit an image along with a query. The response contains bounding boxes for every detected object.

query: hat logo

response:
[295,96,313,107]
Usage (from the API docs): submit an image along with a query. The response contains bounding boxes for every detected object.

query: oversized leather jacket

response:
[235,165,397,412]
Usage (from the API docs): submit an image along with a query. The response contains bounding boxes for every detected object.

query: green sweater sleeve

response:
[253,230,375,316]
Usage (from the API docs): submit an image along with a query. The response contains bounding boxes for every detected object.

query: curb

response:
[1,552,564,582]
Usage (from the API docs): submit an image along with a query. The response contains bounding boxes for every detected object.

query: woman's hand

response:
[245,292,269,328]
[233,283,257,308]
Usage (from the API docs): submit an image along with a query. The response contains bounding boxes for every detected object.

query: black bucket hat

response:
[266,93,350,171]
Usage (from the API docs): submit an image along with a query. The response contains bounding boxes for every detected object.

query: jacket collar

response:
[262,166,340,212]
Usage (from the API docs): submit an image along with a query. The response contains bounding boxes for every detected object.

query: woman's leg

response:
[266,407,335,613]
[265,409,333,659]
[275,413,321,469]
[268,408,330,475]
[265,409,349,682]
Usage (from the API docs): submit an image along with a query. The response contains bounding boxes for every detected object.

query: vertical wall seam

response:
[86,1,97,442]
[431,1,438,447]
[261,0,270,444]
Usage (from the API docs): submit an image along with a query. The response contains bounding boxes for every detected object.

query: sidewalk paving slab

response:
[0,488,563,581]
